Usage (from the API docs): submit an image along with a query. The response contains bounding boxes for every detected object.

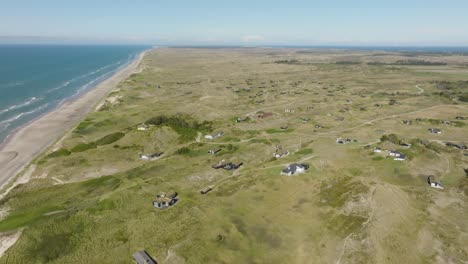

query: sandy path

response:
[0,50,148,191]
[0,230,22,258]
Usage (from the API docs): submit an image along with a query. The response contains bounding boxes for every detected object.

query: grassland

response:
[0,48,467,263]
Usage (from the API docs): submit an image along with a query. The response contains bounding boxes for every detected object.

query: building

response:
[140,152,164,161]
[205,131,224,140]
[402,120,412,125]
[133,251,157,264]
[373,147,382,153]
[153,192,179,209]
[281,163,309,176]
[200,187,213,195]
[137,123,149,131]
[428,128,442,134]
[212,160,243,170]
[427,176,444,189]
[208,149,222,155]
[388,150,406,161]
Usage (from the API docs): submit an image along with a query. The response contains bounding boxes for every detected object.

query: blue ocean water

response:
[0,45,148,143]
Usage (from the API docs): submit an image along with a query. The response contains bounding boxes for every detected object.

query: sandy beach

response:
[0,50,147,190]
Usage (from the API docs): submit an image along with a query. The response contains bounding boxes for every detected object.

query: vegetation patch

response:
[47,148,71,158]
[70,142,97,153]
[146,115,212,142]
[319,177,369,208]
[95,132,125,146]
[295,148,313,155]
[0,205,62,232]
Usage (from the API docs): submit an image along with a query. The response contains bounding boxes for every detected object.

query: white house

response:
[281,163,309,176]
[373,147,382,153]
[137,123,149,131]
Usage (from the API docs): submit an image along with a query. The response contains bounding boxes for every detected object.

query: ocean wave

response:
[0,103,49,125]
[46,60,124,94]
[0,97,42,115]
[0,81,25,88]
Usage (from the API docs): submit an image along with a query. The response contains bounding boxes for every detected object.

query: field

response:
[0,48,467,263]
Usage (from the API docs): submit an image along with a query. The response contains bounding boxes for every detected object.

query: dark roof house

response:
[133,250,157,264]
[281,163,309,176]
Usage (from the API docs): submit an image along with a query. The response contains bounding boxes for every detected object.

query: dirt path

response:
[415,84,424,94]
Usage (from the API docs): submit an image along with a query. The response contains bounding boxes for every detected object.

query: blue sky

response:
[0,0,467,46]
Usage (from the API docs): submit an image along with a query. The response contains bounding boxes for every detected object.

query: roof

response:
[133,251,157,264]
[282,163,309,174]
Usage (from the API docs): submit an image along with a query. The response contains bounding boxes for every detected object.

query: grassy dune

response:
[0,48,467,263]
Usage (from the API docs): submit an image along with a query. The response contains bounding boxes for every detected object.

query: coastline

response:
[0,49,148,191]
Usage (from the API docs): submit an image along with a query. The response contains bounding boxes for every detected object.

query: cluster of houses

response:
[273,145,289,158]
[374,147,407,161]
[153,192,179,209]
[336,137,354,144]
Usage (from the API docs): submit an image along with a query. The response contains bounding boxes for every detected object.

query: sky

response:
[0,0,467,46]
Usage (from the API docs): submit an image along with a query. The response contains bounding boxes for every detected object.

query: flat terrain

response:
[0,48,467,263]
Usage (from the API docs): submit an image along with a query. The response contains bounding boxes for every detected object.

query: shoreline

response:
[0,49,149,190]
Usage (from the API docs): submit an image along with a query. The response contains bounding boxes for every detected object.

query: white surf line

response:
[415,84,424,94]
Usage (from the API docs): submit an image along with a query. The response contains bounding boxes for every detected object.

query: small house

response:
[200,187,213,195]
[445,142,467,150]
[205,131,224,140]
[208,149,222,155]
[402,120,412,125]
[427,176,443,189]
[137,123,149,131]
[394,154,407,161]
[153,192,179,209]
[133,250,157,264]
[281,163,309,176]
[428,128,442,134]
[336,137,344,144]
[212,160,243,170]
[455,116,465,120]
[442,120,451,125]
[280,125,289,130]
[273,145,289,158]
[300,117,311,123]
[387,150,406,161]
[373,147,382,153]
[315,124,322,129]
[140,152,164,161]
[285,108,295,113]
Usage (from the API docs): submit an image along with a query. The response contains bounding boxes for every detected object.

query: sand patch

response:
[0,230,22,258]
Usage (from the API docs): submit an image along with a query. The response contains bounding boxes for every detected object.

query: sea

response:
[0,45,149,144]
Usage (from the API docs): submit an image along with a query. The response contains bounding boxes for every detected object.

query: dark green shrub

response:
[71,142,97,153]
[47,148,71,158]
[95,132,125,146]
